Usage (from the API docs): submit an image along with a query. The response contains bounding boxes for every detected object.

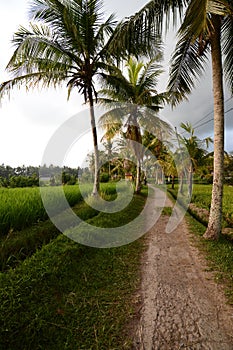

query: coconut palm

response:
[0,0,112,195]
[99,56,170,193]
[178,122,213,198]
[0,0,159,196]
[123,0,233,239]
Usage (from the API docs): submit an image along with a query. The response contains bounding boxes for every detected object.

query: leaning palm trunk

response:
[204,15,224,240]
[88,88,100,195]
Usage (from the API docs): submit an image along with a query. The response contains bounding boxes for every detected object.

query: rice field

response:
[191,184,233,226]
[0,182,124,238]
[0,185,89,237]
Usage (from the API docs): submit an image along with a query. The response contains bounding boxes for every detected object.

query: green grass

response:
[0,182,130,271]
[0,185,88,237]
[186,215,233,305]
[0,201,99,272]
[167,184,233,227]
[191,184,233,227]
[0,182,121,238]
[0,187,147,349]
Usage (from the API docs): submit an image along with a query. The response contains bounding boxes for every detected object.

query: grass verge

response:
[186,215,233,305]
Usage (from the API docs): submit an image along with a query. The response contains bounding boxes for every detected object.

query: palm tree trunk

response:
[171,175,175,189]
[179,171,184,195]
[88,87,100,196]
[188,168,193,198]
[204,15,224,240]
[135,158,141,193]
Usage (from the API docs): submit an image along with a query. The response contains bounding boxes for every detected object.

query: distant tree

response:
[178,122,213,197]
[99,56,169,192]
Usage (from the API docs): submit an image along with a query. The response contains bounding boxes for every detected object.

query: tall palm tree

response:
[0,0,158,196]
[0,0,112,195]
[99,56,170,192]
[123,0,233,239]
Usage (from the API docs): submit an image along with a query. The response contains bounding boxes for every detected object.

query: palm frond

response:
[167,34,209,106]
[95,13,117,46]
[105,5,163,60]
[179,0,210,39]
[180,121,193,134]
[29,0,109,58]
[99,71,134,103]
[0,71,66,99]
[8,24,77,73]
[98,106,130,125]
[222,15,233,94]
[208,0,233,16]
[126,58,144,87]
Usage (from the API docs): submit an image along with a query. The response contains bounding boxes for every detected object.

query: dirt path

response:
[133,187,233,350]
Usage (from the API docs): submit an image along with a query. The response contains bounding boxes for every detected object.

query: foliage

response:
[0,0,161,195]
[0,188,147,349]
[100,172,109,182]
[0,164,80,188]
[123,0,233,239]
[62,171,77,185]
[178,122,212,170]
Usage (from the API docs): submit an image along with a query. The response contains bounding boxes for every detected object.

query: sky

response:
[0,0,233,168]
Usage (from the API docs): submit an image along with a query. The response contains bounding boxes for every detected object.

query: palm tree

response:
[123,0,233,239]
[99,56,170,192]
[0,0,159,196]
[0,0,112,194]
[142,130,170,184]
[178,122,212,197]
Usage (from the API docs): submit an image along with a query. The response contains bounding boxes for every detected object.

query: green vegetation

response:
[0,183,122,238]
[0,186,86,237]
[0,235,145,349]
[0,183,145,271]
[168,184,233,227]
[0,201,99,272]
[186,215,233,305]
[0,185,147,349]
[191,184,233,227]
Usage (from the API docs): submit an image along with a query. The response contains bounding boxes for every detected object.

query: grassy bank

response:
[0,187,147,349]
[0,201,99,271]
[186,215,233,305]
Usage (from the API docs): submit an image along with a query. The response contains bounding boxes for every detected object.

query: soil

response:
[131,187,233,350]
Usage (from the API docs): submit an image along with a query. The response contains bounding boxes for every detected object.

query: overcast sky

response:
[0,0,232,167]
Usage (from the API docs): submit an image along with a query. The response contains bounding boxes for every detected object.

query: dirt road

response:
[133,187,233,350]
